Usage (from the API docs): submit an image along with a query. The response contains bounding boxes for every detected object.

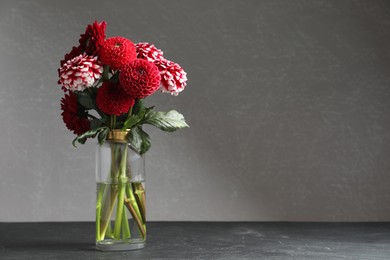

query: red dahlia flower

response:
[60,21,106,66]
[79,20,107,56]
[58,54,103,92]
[96,81,135,116]
[135,42,164,63]
[156,59,187,96]
[61,92,90,135]
[119,59,161,99]
[99,37,137,70]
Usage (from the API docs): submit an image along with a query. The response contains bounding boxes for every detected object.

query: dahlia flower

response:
[60,46,82,67]
[58,54,103,92]
[156,59,187,96]
[61,92,90,135]
[79,20,107,56]
[119,59,161,99]
[99,37,137,70]
[60,21,106,66]
[96,81,135,116]
[135,42,164,63]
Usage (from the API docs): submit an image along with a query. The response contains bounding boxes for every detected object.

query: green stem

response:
[122,206,131,239]
[125,183,146,238]
[87,114,99,120]
[121,106,134,131]
[105,224,114,238]
[113,145,128,239]
[97,145,119,240]
[99,184,117,239]
[96,183,105,241]
[128,106,133,118]
[110,115,117,129]
[132,183,146,223]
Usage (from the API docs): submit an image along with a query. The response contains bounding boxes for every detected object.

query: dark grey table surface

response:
[0,222,390,260]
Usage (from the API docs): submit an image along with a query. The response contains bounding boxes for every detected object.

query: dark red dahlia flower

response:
[96,81,135,116]
[79,20,107,56]
[60,21,106,66]
[60,46,83,67]
[99,37,137,70]
[135,42,164,63]
[119,59,161,99]
[156,59,187,96]
[61,92,90,135]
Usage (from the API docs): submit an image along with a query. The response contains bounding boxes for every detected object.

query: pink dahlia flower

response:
[135,42,164,63]
[156,59,187,96]
[58,54,103,92]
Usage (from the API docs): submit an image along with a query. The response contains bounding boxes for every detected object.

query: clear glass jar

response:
[95,130,146,251]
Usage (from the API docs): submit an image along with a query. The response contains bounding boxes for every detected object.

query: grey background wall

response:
[1,0,390,222]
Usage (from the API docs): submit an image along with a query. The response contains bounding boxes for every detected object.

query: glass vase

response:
[95,130,146,251]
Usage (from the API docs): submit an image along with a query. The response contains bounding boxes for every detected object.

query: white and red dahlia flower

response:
[58,54,103,92]
[135,42,164,63]
[156,59,187,96]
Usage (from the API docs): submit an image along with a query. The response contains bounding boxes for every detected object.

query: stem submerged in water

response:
[122,206,131,239]
[96,184,104,241]
[113,145,128,239]
[133,183,146,223]
[96,140,146,244]
[125,183,146,238]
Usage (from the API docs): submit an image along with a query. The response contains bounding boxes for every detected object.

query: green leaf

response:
[132,99,145,115]
[98,127,110,145]
[128,126,151,155]
[122,99,148,130]
[145,105,155,113]
[101,65,110,81]
[72,127,108,147]
[110,71,120,83]
[122,109,146,130]
[77,92,95,109]
[90,118,103,129]
[143,110,189,132]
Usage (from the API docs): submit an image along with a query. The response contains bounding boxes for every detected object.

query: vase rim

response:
[106,129,130,143]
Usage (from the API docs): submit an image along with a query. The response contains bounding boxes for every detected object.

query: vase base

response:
[96,239,145,251]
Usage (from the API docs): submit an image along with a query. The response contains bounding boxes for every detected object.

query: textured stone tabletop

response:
[0,222,390,259]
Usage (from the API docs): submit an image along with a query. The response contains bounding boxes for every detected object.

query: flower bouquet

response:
[57,21,188,251]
